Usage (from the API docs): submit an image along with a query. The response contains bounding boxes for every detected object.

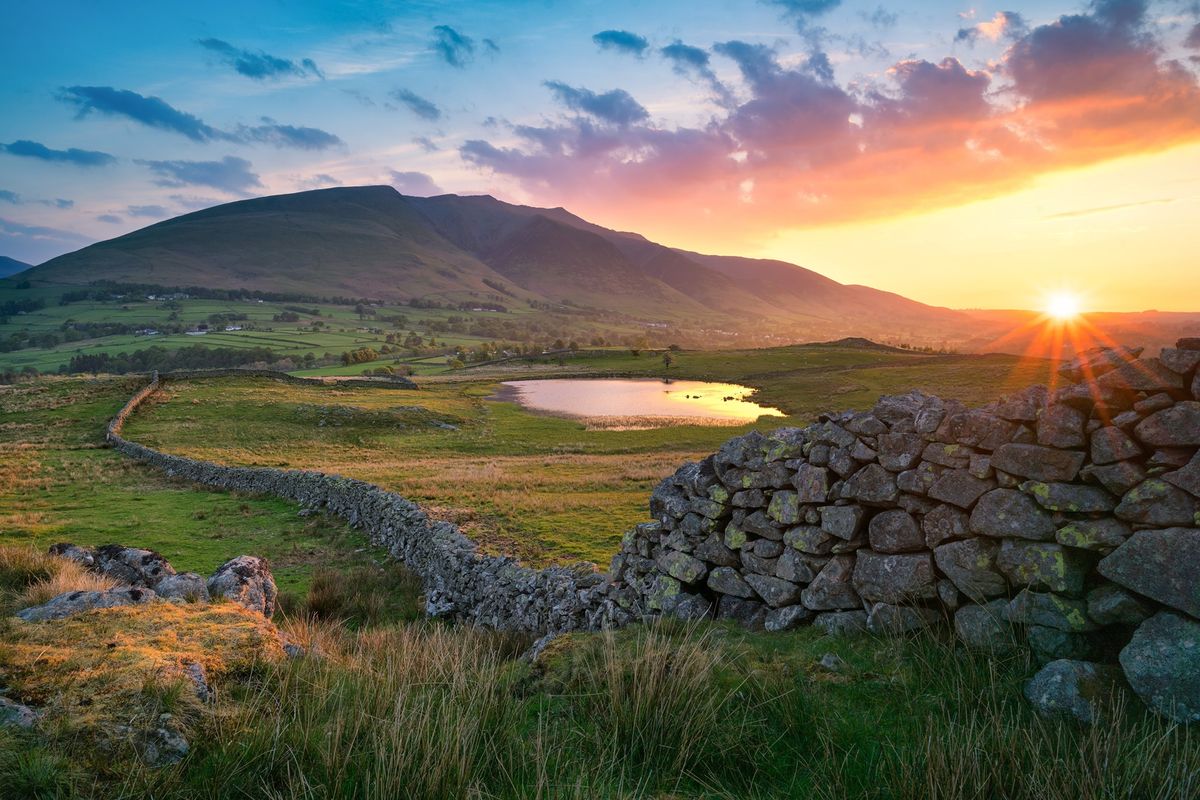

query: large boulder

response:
[16,587,159,622]
[93,544,176,587]
[153,572,210,602]
[1120,611,1200,724]
[1097,528,1200,618]
[48,542,95,568]
[997,540,1093,595]
[969,488,1056,541]
[1024,660,1125,724]
[867,509,923,553]
[852,552,937,604]
[1134,402,1200,448]
[207,556,278,618]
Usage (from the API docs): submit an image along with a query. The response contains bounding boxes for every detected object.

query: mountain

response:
[0,256,31,278]
[24,185,971,341]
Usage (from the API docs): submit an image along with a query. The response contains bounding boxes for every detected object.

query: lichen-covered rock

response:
[765,604,813,631]
[1020,481,1116,513]
[16,587,159,622]
[813,610,869,637]
[997,540,1093,595]
[866,509,923,553]
[775,549,819,584]
[1120,611,1200,724]
[744,574,802,608]
[1097,528,1200,618]
[1005,589,1097,632]
[792,463,830,503]
[934,539,1007,600]
[767,491,801,525]
[1163,451,1200,499]
[1024,660,1125,724]
[93,544,176,587]
[1027,625,1100,664]
[1090,427,1142,465]
[716,596,767,630]
[1055,519,1131,553]
[656,550,707,584]
[154,572,210,602]
[877,433,926,471]
[0,697,38,729]
[969,488,1056,541]
[207,556,277,617]
[1134,402,1200,448]
[928,469,994,509]
[1037,404,1087,449]
[801,555,860,611]
[842,464,899,506]
[954,600,1016,653]
[819,506,865,540]
[706,566,754,598]
[784,525,835,555]
[1114,480,1200,526]
[48,542,95,568]
[852,551,937,604]
[922,503,970,548]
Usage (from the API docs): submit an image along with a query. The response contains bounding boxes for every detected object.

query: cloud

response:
[862,6,899,28]
[660,41,734,105]
[1043,198,1173,218]
[413,136,440,152]
[1187,23,1200,49]
[198,38,323,80]
[593,30,650,56]
[0,217,91,263]
[389,170,443,196]
[956,11,1027,44]
[543,81,649,126]
[0,191,19,204]
[431,25,476,67]
[0,190,74,209]
[127,205,169,218]
[59,86,224,142]
[135,156,261,193]
[97,214,123,224]
[52,199,73,209]
[460,2,1200,248]
[762,0,841,35]
[391,89,442,120]
[236,119,343,150]
[0,139,116,167]
[297,173,342,190]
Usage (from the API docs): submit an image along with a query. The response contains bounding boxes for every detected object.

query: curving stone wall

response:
[611,341,1200,722]
[107,371,627,634]
[156,367,417,389]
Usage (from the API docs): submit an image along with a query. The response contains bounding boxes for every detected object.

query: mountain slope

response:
[0,256,31,278]
[25,185,968,337]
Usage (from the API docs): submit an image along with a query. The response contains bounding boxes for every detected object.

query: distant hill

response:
[25,186,978,344]
[0,256,31,278]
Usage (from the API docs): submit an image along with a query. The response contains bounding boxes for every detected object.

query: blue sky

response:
[2,0,1199,309]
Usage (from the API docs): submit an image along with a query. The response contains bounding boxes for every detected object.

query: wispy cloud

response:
[236,119,344,150]
[431,25,478,68]
[390,88,442,121]
[543,81,649,126]
[198,38,323,80]
[1,139,116,167]
[389,170,443,196]
[593,30,650,57]
[1044,198,1174,219]
[135,156,262,193]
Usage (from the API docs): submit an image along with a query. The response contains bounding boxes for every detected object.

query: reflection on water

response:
[498,378,784,428]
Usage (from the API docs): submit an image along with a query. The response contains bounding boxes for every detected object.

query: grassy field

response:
[121,343,1061,566]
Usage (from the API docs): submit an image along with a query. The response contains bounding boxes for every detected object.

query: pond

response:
[493,378,784,429]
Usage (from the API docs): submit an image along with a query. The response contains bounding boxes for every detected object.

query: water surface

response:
[496,378,784,429]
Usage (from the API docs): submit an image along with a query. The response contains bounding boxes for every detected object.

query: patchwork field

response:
[120,343,1062,566]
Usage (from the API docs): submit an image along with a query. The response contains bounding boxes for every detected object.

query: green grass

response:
[0,377,396,595]
[121,343,1058,566]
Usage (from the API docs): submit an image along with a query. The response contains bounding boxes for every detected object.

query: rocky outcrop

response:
[207,556,277,617]
[16,587,159,622]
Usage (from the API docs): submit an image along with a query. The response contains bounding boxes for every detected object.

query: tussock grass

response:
[0,545,116,615]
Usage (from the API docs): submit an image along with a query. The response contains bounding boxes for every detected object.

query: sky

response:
[2,0,1199,311]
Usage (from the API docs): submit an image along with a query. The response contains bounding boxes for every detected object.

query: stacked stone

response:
[613,340,1200,722]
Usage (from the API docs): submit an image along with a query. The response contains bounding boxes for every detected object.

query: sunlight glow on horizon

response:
[1044,291,1082,320]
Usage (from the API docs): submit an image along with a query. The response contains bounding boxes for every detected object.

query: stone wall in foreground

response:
[613,341,1200,722]
[107,371,628,635]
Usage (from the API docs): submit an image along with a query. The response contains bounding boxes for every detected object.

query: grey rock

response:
[842,464,899,506]
[819,505,866,540]
[1120,611,1200,724]
[969,488,1056,541]
[921,442,974,469]
[1027,625,1100,664]
[1087,583,1153,626]
[1005,589,1098,632]
[740,549,779,577]
[867,509,923,553]
[1024,660,1125,724]
[1055,519,1131,553]
[898,462,942,495]
[897,493,938,515]
[135,715,191,767]
[784,525,835,555]
[814,610,869,637]
[48,542,95,568]
[954,600,1016,653]
[744,573,802,608]
[1084,461,1147,496]
[877,433,926,471]
[1134,402,1200,447]
[1115,480,1200,527]
[1037,404,1087,449]
[923,504,970,548]
[934,539,1007,600]
[765,604,814,631]
[93,544,176,587]
[1098,528,1200,618]
[1097,357,1182,393]
[753,538,785,558]
[968,454,993,480]
[706,566,756,598]
[767,491,801,525]
[741,510,786,541]
[1058,345,1143,382]
[866,603,940,635]
[801,555,861,611]
[1163,451,1200,499]
[17,587,158,622]
[731,489,767,508]
[154,572,210,602]
[716,595,767,630]
[1134,393,1175,415]
[853,551,937,604]
[672,593,714,621]
[997,540,1093,595]
[1020,481,1116,513]
[183,662,212,703]
[694,534,740,567]
[1161,347,1200,374]
[644,574,683,612]
[991,443,1085,483]
[792,464,830,503]
[0,697,38,730]
[775,548,819,584]
[936,578,961,610]
[1090,427,1142,465]
[817,652,847,671]
[928,469,994,509]
[207,555,278,617]
[656,550,707,584]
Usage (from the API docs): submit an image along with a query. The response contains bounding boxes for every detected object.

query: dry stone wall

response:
[612,341,1200,722]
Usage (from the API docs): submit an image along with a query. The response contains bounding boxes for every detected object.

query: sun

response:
[1045,291,1081,320]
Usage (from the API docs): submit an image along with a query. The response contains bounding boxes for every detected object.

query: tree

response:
[662,352,674,370]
